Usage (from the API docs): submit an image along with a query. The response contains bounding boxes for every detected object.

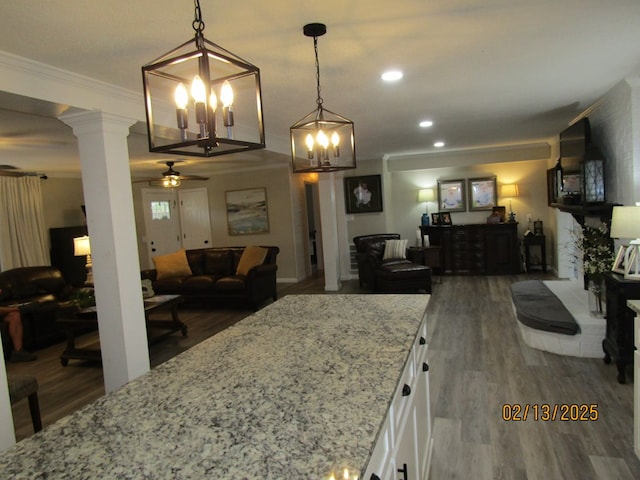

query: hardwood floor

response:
[6,273,640,478]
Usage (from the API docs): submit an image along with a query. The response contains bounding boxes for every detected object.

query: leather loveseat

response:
[0,266,73,353]
[141,246,279,310]
[353,234,432,294]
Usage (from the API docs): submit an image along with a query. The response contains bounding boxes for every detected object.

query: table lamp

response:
[73,235,93,285]
[610,206,640,280]
[501,184,519,222]
[418,188,435,226]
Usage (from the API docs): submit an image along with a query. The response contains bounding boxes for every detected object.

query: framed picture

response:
[440,212,452,225]
[344,175,383,213]
[612,245,628,274]
[431,212,442,225]
[225,188,270,235]
[437,179,466,212]
[468,176,497,211]
[490,206,506,223]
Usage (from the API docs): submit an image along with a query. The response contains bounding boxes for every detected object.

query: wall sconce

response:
[610,206,640,280]
[417,188,435,225]
[73,235,93,285]
[501,184,519,223]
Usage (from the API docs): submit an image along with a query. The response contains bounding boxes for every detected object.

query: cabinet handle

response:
[369,475,381,480]
[423,362,429,372]
[419,337,426,345]
[402,384,411,396]
[397,463,408,480]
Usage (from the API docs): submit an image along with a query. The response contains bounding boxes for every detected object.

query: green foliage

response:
[575,223,615,284]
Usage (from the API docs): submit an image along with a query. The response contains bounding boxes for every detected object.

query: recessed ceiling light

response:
[419,120,433,128]
[381,70,403,82]
[434,141,445,148]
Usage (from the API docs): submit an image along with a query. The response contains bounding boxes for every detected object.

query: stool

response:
[8,374,42,433]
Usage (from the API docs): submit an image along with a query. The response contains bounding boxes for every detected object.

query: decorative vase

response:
[588,279,606,318]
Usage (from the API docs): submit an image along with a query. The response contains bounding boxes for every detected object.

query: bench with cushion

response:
[510,279,605,358]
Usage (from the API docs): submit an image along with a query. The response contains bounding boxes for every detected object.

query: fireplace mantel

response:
[551,202,618,225]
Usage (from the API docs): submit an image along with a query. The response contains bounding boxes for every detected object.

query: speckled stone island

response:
[0,294,429,479]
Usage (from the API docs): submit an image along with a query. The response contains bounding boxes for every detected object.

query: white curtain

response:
[0,176,49,270]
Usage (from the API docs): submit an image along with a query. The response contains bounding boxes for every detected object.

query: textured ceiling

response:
[0,0,639,177]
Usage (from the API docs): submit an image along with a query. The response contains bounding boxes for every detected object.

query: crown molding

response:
[0,49,144,120]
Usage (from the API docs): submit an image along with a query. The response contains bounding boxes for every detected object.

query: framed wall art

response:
[344,175,383,213]
[437,179,466,212]
[225,187,270,235]
[468,176,497,211]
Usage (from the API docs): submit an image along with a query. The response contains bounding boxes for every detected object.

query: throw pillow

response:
[153,249,192,280]
[382,239,408,260]
[236,246,268,276]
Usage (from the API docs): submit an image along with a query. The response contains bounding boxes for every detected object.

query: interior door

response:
[141,189,181,267]
[178,188,211,250]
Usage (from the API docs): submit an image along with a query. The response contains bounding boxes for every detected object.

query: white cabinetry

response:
[363,312,433,479]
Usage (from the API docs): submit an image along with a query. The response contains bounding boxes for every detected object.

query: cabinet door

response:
[416,361,431,479]
[392,401,419,480]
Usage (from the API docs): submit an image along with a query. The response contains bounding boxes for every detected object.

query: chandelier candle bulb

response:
[331,131,340,157]
[221,80,234,139]
[174,83,189,139]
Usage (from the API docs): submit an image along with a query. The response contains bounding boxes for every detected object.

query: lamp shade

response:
[418,188,435,202]
[610,206,640,239]
[73,236,91,256]
[501,184,519,198]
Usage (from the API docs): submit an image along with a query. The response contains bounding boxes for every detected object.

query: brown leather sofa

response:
[353,234,432,293]
[141,246,280,310]
[0,266,74,353]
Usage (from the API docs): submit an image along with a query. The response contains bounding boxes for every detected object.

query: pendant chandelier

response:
[290,23,356,173]
[141,0,265,158]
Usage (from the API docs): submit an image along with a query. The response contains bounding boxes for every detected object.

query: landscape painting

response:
[225,188,269,235]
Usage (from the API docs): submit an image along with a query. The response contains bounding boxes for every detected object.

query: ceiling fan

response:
[0,164,47,179]
[133,161,209,187]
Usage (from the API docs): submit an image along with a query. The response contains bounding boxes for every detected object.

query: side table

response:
[524,234,546,273]
[408,245,442,282]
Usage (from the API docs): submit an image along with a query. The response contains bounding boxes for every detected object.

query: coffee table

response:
[58,294,187,366]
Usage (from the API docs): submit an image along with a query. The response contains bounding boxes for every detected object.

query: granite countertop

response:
[627,300,640,314]
[0,294,429,479]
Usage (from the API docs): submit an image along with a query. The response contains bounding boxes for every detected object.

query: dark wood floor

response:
[7,273,640,478]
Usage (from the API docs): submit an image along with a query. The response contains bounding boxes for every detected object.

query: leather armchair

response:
[353,234,432,293]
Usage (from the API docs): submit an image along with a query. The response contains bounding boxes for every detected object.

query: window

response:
[151,201,171,220]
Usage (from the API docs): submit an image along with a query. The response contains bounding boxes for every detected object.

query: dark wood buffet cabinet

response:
[420,223,520,275]
[602,271,640,383]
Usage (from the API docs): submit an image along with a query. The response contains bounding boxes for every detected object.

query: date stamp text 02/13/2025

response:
[502,404,599,422]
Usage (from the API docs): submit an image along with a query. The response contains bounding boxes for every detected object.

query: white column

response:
[0,342,16,451]
[318,174,341,291]
[60,110,150,393]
